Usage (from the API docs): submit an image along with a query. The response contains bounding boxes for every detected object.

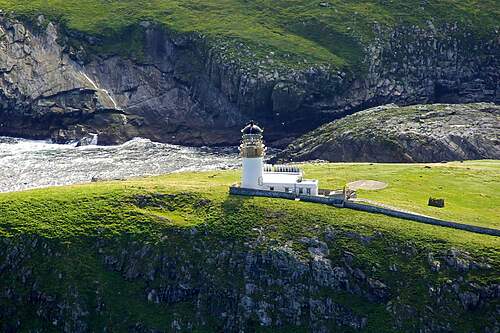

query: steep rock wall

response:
[0,14,498,146]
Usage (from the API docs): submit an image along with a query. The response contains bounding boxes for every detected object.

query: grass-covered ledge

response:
[0,0,497,69]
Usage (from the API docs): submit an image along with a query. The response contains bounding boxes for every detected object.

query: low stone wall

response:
[229,186,344,207]
[344,201,500,237]
[229,186,500,237]
[298,194,344,207]
[230,186,296,200]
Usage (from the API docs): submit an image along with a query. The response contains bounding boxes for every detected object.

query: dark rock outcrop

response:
[0,14,498,146]
[273,103,500,163]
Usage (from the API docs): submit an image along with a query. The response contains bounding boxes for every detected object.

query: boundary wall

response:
[229,186,500,237]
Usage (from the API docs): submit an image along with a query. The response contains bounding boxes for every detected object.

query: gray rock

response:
[0,17,498,147]
[444,248,472,272]
[275,103,500,162]
[458,291,480,310]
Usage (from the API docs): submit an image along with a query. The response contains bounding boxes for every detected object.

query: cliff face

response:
[273,103,500,163]
[1,229,498,332]
[0,16,245,145]
[0,166,499,332]
[0,14,498,146]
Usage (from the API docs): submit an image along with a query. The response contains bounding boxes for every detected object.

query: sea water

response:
[0,136,241,193]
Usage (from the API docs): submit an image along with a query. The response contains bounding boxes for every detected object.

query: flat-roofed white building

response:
[239,121,318,196]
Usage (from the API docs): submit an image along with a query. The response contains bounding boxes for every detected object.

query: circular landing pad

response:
[347,180,388,191]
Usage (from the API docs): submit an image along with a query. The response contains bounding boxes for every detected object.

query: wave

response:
[0,136,241,193]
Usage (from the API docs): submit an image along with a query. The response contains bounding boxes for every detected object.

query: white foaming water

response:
[0,136,241,193]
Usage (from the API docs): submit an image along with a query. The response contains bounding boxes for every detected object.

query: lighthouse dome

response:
[241,121,263,135]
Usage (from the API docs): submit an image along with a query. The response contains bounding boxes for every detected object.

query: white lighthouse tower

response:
[239,121,266,189]
[237,121,319,195]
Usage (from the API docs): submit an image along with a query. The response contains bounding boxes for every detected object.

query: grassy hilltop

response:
[1,160,499,238]
[0,0,498,68]
[0,161,499,331]
[1,160,498,245]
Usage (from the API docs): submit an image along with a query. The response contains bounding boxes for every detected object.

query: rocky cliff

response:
[1,224,499,332]
[0,13,498,146]
[273,103,500,163]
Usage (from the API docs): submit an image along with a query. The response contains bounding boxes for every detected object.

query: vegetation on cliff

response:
[1,161,499,331]
[0,0,498,69]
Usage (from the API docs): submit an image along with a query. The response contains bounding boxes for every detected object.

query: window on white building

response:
[269,186,274,191]
[284,187,289,193]
[299,188,303,194]
[306,188,311,195]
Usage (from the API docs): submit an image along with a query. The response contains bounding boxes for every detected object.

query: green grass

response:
[0,161,499,331]
[302,160,500,229]
[0,0,498,69]
[0,160,498,245]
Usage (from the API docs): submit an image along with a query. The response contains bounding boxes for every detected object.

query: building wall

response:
[261,182,318,196]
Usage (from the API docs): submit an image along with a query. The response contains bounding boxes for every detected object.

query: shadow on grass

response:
[222,194,254,214]
[207,194,265,238]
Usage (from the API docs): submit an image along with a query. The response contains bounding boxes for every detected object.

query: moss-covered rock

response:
[275,103,500,163]
[0,164,499,332]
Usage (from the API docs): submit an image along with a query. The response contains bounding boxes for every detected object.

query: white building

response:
[239,122,318,196]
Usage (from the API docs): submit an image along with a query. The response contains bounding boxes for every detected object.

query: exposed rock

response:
[0,14,498,146]
[75,133,98,146]
[458,291,480,310]
[428,253,441,273]
[0,233,499,332]
[274,103,500,162]
[367,278,390,302]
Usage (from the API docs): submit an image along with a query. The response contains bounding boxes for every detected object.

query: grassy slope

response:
[0,161,499,331]
[302,160,500,229]
[0,0,498,68]
[0,160,498,245]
